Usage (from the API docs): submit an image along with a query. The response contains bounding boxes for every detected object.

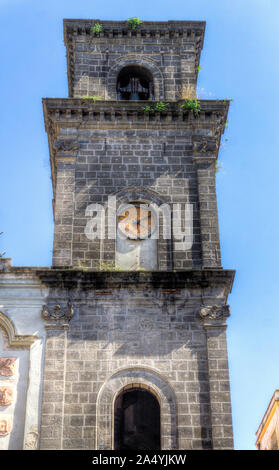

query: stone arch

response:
[106,56,164,100]
[96,367,178,450]
[113,187,167,208]
[0,311,37,349]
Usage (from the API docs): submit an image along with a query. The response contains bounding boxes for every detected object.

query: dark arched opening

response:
[114,388,160,450]
[117,65,154,101]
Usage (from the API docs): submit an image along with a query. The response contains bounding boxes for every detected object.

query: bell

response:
[130,92,139,100]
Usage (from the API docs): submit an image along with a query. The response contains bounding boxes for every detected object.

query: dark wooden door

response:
[114,389,160,450]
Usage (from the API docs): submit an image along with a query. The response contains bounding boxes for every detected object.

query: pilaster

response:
[193,136,222,268]
[200,304,234,449]
[39,303,75,450]
[52,139,78,267]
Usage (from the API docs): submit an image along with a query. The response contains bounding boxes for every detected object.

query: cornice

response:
[35,268,235,294]
[42,98,229,199]
[43,99,229,132]
[63,19,206,43]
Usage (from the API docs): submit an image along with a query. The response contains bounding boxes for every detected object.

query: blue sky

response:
[1,0,279,450]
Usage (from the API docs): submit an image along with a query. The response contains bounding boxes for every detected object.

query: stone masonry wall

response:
[38,271,234,450]
[45,100,228,269]
[69,127,201,270]
[63,20,205,100]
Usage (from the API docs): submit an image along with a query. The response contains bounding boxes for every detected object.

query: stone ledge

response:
[0,266,235,293]
[63,19,206,43]
[43,99,229,133]
[33,268,235,293]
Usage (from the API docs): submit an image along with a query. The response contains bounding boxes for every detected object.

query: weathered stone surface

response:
[0,18,235,451]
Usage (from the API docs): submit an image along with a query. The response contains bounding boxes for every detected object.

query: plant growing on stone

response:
[142,105,153,113]
[99,261,123,271]
[154,102,169,111]
[181,98,201,117]
[81,95,102,102]
[180,84,196,100]
[142,102,169,113]
[214,160,222,175]
[197,65,202,74]
[0,232,5,258]
[126,17,143,30]
[91,23,103,36]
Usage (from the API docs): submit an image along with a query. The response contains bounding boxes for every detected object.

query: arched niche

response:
[114,386,161,450]
[96,367,178,450]
[116,65,154,101]
[106,56,164,101]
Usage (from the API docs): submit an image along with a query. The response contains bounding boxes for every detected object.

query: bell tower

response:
[39,19,235,450]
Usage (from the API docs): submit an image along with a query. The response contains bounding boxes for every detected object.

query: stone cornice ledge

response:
[35,268,235,294]
[42,99,229,137]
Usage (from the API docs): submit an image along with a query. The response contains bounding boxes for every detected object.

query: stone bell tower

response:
[37,19,235,450]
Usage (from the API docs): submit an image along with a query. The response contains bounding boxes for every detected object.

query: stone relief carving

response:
[200,304,230,323]
[0,417,12,437]
[193,138,217,155]
[24,428,39,450]
[0,358,17,377]
[0,386,13,406]
[53,138,79,153]
[42,303,75,322]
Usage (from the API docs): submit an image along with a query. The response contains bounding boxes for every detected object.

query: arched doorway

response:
[116,65,154,101]
[114,388,160,450]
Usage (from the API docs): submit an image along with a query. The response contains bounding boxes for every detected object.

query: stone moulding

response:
[36,269,235,295]
[0,312,37,349]
[43,99,229,129]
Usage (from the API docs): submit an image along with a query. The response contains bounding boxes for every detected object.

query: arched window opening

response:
[114,388,160,450]
[117,66,154,101]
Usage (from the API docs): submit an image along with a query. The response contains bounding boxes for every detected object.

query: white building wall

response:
[0,268,48,450]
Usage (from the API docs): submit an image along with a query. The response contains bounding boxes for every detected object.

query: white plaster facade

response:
[0,265,48,449]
